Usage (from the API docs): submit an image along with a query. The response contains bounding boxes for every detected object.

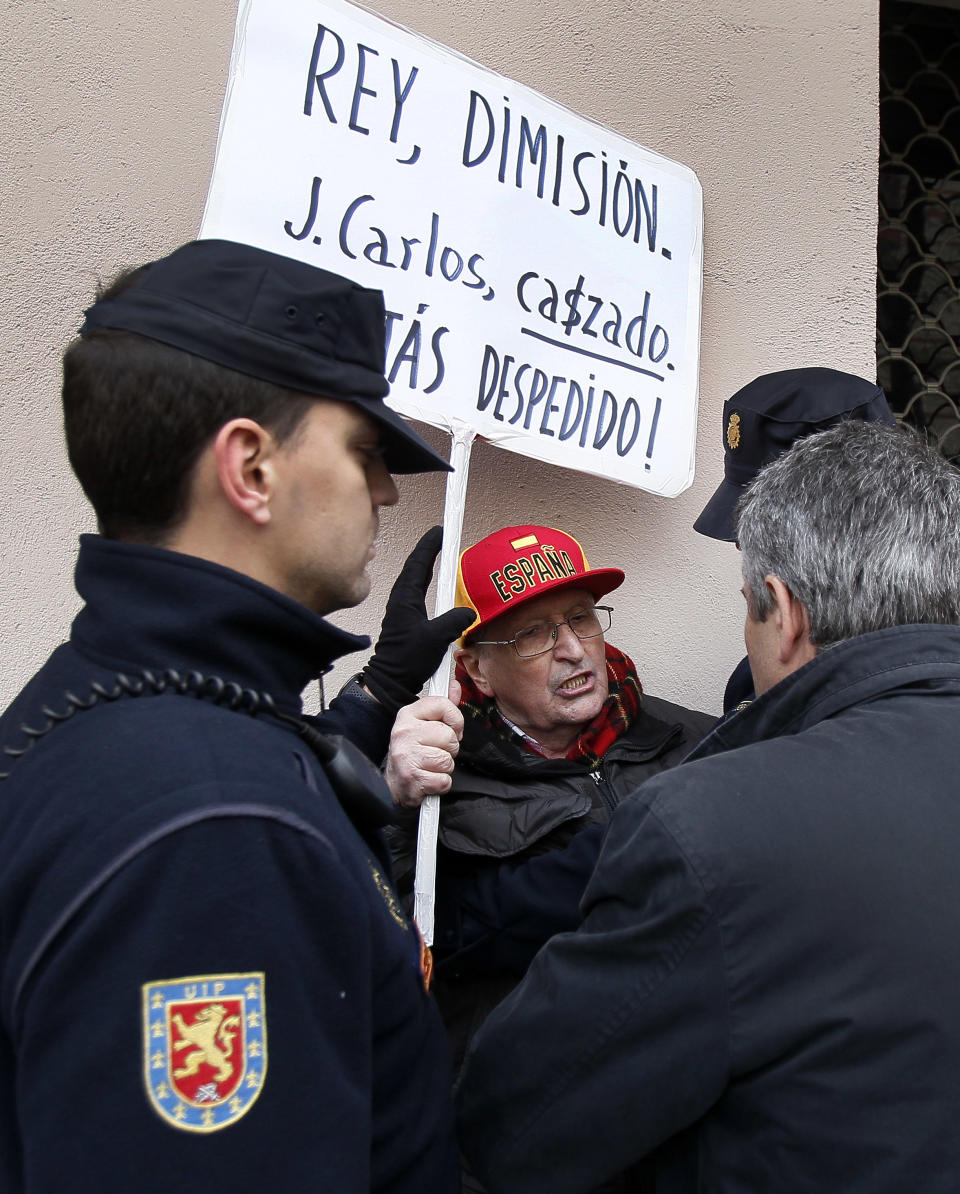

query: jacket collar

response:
[691,623,960,762]
[459,699,682,778]
[70,534,370,714]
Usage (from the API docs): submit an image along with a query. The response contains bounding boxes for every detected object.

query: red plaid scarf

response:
[455,642,643,765]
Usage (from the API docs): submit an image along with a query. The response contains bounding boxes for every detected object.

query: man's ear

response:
[765,574,816,670]
[212,418,277,526]
[456,645,495,698]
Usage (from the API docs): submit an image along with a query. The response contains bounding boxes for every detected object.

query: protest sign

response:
[201,0,703,495]
[202,0,703,938]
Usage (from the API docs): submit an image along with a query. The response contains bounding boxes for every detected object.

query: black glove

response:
[360,526,475,715]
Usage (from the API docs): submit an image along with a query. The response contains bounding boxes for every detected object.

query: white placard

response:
[202,0,703,494]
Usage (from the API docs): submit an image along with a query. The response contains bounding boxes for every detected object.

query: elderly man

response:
[0,240,469,1193]
[393,524,712,1101]
[457,422,960,1194]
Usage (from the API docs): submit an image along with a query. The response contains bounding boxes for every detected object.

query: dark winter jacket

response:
[393,692,714,1078]
[458,624,960,1194]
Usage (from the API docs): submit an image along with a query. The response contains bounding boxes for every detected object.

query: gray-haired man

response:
[457,421,960,1194]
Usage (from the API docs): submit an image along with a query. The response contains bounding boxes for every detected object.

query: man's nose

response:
[553,620,586,660]
[372,461,399,507]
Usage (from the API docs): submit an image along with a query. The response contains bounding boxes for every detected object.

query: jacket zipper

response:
[589,764,618,813]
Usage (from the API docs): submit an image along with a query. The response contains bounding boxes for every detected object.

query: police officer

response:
[693,366,896,712]
[0,239,471,1193]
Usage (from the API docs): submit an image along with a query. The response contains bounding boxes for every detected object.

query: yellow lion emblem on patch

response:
[171,1003,241,1083]
[727,412,742,450]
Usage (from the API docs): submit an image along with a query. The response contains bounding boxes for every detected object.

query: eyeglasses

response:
[471,606,613,658]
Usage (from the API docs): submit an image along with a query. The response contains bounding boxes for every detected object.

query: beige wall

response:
[0,0,879,716]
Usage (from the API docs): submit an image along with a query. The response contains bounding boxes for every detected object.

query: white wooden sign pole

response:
[413,421,474,944]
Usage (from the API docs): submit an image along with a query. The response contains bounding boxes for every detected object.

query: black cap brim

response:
[357,398,451,474]
[693,477,744,542]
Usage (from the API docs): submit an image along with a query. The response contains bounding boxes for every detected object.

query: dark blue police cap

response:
[79,238,450,475]
[694,367,896,542]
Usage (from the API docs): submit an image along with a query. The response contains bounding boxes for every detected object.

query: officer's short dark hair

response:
[62,267,314,544]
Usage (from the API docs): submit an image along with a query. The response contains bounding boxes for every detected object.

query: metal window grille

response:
[878,0,960,464]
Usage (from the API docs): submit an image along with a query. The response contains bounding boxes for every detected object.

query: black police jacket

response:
[457,623,960,1194]
[0,535,457,1194]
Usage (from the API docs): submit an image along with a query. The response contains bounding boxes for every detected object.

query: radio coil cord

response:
[0,668,399,829]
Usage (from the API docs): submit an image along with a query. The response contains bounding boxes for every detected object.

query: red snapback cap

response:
[455,525,624,640]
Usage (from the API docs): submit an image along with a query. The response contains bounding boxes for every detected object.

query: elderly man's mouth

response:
[558,673,593,694]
